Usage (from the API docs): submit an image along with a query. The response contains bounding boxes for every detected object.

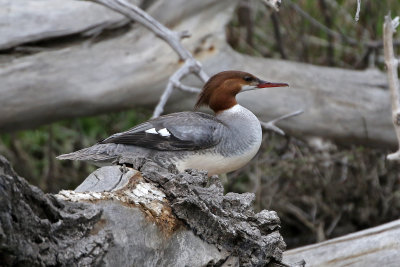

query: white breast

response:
[175,104,262,175]
[175,143,260,176]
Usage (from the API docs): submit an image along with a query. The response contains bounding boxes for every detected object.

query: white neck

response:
[217,104,257,123]
[216,104,261,141]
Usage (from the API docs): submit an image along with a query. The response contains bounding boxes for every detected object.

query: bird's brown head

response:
[195,70,288,113]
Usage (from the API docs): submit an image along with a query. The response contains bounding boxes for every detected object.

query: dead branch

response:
[262,0,282,12]
[151,59,203,118]
[355,0,361,22]
[87,0,208,118]
[383,14,400,160]
[261,110,303,135]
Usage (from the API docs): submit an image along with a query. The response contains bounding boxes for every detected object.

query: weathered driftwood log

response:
[0,0,395,148]
[0,155,286,266]
[283,219,400,267]
[0,0,141,50]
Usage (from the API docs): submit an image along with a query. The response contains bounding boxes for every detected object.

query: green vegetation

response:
[228,0,400,69]
[0,109,150,193]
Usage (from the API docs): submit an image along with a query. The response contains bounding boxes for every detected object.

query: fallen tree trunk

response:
[0,0,395,148]
[283,218,400,267]
[0,155,286,266]
[0,0,139,50]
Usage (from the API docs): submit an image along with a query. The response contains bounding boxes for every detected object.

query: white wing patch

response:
[157,128,171,137]
[145,128,158,134]
[145,127,171,137]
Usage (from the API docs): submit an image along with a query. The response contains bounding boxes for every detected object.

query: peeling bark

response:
[0,155,113,266]
[131,159,285,266]
[0,154,286,266]
[58,158,286,266]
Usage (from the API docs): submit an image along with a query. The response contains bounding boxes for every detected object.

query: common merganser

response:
[57,71,288,175]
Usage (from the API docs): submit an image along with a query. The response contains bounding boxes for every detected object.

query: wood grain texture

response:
[283,219,400,267]
[0,0,145,50]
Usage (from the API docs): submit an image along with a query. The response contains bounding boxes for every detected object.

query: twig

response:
[85,0,208,118]
[285,202,316,232]
[260,110,303,135]
[355,0,361,22]
[383,13,400,160]
[262,0,282,12]
[152,60,202,117]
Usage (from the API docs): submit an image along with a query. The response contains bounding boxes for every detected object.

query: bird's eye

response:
[243,76,253,82]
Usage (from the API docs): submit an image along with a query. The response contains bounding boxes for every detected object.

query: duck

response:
[57,70,288,175]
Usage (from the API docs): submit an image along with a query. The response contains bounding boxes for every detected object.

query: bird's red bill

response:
[257,81,289,88]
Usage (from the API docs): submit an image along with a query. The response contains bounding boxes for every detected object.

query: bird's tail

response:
[56,144,118,163]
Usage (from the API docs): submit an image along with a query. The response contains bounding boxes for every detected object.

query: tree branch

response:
[260,110,304,135]
[355,0,361,22]
[152,59,202,117]
[262,0,282,12]
[383,14,400,160]
[86,0,208,118]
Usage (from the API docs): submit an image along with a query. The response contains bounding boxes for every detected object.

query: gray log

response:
[0,0,139,50]
[0,155,286,266]
[283,219,400,267]
[0,0,395,148]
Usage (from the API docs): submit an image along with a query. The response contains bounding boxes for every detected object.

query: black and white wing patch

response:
[99,112,225,151]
